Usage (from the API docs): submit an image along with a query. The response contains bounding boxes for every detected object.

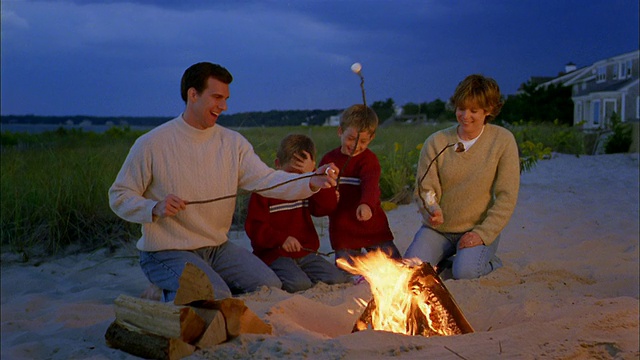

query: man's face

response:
[185,77,230,130]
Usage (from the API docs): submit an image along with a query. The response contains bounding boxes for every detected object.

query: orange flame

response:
[338,250,460,336]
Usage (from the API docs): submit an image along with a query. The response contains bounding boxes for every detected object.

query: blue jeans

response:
[139,241,282,302]
[269,254,352,293]
[404,226,502,279]
[334,240,402,266]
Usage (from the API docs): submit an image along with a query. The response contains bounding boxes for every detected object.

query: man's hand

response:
[153,194,186,218]
[309,163,339,191]
[356,204,372,221]
[282,236,302,252]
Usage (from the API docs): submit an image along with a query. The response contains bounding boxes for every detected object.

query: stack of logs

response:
[104,263,272,359]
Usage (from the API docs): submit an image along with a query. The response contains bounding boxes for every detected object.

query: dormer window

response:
[596,66,606,82]
[620,61,627,79]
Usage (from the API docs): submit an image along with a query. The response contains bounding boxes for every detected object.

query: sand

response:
[1,153,638,360]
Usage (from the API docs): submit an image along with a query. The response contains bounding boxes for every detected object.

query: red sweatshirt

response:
[245,188,336,265]
[319,147,394,250]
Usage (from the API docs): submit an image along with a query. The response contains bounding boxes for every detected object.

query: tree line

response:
[1,81,573,128]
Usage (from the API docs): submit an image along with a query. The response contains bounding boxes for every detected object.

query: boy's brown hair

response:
[449,74,504,123]
[276,134,316,166]
[339,104,379,135]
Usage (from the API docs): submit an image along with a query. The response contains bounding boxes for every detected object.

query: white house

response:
[538,50,639,129]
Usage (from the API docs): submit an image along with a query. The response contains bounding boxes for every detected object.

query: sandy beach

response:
[1,153,638,359]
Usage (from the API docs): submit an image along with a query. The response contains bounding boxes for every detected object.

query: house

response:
[323,113,341,126]
[538,49,639,129]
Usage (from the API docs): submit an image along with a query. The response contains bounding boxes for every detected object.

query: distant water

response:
[0,123,155,134]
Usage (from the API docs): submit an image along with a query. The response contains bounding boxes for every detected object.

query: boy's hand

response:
[282,236,303,252]
[356,204,372,221]
[153,194,186,218]
[292,151,316,173]
[309,163,339,191]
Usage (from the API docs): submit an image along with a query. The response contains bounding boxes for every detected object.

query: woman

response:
[405,74,520,279]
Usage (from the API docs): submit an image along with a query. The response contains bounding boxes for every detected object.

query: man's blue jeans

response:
[139,241,282,302]
[404,226,502,279]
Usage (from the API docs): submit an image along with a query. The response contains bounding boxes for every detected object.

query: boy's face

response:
[338,126,374,157]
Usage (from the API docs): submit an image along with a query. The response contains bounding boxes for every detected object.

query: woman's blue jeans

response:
[139,241,282,302]
[404,225,502,279]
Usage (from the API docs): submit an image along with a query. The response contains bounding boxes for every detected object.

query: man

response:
[109,62,338,301]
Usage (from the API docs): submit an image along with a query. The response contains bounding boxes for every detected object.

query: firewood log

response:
[192,308,227,349]
[113,294,206,343]
[211,298,272,338]
[174,262,215,306]
[105,320,195,360]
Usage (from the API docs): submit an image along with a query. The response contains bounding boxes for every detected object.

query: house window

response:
[596,66,606,82]
[625,60,632,78]
[593,100,601,125]
[620,61,627,78]
[612,63,619,79]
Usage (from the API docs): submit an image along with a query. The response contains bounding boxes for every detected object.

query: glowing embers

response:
[337,250,474,337]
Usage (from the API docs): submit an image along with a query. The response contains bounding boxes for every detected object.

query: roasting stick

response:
[302,248,335,257]
[185,173,319,205]
[336,62,367,190]
[416,141,465,215]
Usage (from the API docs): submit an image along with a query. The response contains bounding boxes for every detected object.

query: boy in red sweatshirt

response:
[245,134,351,292]
[319,105,402,266]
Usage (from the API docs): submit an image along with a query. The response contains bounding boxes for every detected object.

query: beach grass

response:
[1,122,595,258]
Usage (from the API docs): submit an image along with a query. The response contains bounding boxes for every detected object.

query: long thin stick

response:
[443,346,469,360]
[186,173,317,205]
[302,247,335,257]
[416,143,457,212]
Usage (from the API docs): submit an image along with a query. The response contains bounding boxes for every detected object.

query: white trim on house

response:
[538,49,639,129]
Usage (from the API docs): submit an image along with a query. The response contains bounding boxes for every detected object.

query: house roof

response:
[537,49,639,89]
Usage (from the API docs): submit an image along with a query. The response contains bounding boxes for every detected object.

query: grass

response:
[1,121,598,259]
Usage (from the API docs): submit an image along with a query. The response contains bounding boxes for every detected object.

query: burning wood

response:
[337,250,473,337]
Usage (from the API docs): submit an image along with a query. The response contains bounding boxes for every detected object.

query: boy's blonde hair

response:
[339,104,379,135]
[276,134,316,166]
[449,74,504,123]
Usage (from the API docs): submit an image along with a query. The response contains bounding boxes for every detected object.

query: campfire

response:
[337,250,474,337]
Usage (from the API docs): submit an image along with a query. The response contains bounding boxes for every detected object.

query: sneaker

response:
[489,256,503,271]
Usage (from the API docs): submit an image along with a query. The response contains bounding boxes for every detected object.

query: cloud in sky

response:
[1,0,638,117]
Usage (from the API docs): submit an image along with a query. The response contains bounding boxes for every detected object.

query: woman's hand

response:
[427,208,444,226]
[458,232,484,249]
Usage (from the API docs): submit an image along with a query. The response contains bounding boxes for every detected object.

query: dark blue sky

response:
[1,0,638,117]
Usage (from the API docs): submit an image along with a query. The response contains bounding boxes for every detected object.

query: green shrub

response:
[605,113,633,154]
[0,121,591,258]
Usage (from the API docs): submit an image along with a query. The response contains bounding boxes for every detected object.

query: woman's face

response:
[455,100,491,139]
